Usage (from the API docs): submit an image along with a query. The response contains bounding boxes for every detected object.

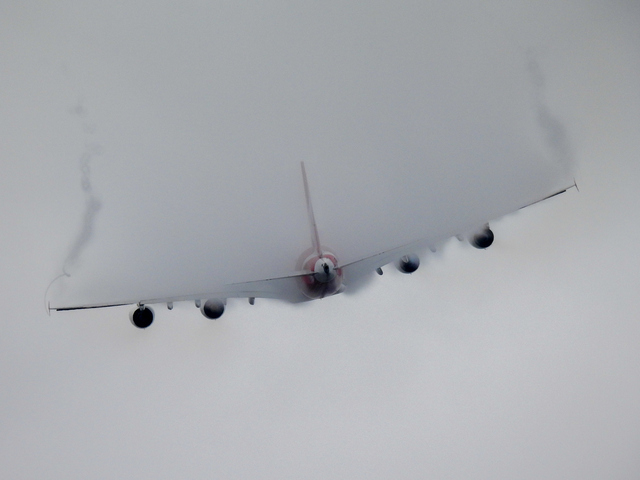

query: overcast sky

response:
[1,1,639,478]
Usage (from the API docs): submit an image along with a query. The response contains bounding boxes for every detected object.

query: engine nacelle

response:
[201,299,225,319]
[470,227,494,249]
[129,306,154,329]
[396,254,420,274]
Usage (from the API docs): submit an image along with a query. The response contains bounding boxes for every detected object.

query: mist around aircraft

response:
[48,161,576,328]
[41,2,577,328]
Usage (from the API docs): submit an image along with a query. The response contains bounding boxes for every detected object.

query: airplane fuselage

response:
[297,249,343,299]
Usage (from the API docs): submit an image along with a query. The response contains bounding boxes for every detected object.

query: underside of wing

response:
[339,236,445,283]
[48,270,314,313]
[340,182,577,285]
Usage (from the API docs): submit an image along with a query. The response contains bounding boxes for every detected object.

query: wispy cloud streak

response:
[527,49,574,169]
[62,101,103,273]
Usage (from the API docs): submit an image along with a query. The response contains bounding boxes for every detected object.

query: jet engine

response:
[129,305,154,329]
[396,254,420,274]
[201,299,225,319]
[470,226,494,249]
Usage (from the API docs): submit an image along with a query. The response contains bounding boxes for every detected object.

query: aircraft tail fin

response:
[301,162,322,257]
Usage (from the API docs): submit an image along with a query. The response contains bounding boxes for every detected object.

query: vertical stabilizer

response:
[301,162,322,257]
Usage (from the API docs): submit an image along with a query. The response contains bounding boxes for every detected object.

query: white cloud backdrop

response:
[1,1,639,478]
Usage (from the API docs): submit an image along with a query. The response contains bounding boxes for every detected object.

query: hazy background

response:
[1,1,639,478]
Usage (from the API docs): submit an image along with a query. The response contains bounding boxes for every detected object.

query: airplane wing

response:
[339,235,446,282]
[339,181,577,282]
[518,178,578,210]
[48,270,315,313]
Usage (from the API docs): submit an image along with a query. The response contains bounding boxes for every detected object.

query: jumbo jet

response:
[48,162,575,328]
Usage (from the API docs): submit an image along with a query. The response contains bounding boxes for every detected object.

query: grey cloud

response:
[4,1,639,479]
[44,2,574,308]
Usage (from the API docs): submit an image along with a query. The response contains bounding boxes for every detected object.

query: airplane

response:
[48,161,576,328]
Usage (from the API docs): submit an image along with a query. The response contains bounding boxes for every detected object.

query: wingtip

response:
[44,271,71,317]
